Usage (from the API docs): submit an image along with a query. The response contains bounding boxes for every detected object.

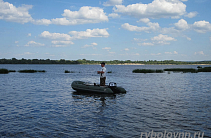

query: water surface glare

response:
[0,65,211,138]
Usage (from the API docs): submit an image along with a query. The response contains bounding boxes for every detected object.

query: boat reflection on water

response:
[72,91,125,107]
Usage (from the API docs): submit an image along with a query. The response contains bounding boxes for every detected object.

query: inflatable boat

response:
[71,81,126,94]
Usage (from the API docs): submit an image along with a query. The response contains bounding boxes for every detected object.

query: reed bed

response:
[65,70,70,73]
[133,69,164,73]
[18,70,46,73]
[9,70,16,72]
[65,70,76,73]
[164,68,198,73]
[0,68,9,74]
[133,67,211,73]
[198,67,211,72]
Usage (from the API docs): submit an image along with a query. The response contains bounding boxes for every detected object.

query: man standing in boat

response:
[97,62,106,86]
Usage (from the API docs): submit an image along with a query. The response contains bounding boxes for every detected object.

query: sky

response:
[0,0,211,61]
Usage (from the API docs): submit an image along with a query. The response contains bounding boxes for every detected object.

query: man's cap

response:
[101,62,105,65]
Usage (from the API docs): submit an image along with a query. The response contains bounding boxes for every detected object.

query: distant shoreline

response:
[1,63,211,65]
[1,58,211,65]
[108,63,211,65]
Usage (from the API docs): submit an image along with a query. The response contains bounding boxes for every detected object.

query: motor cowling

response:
[109,82,120,93]
[109,82,117,87]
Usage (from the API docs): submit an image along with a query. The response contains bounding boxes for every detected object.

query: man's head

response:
[101,62,105,67]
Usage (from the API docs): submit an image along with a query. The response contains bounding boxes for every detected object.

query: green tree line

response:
[0,58,211,65]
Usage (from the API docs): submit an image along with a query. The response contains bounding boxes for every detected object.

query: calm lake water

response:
[0,64,211,138]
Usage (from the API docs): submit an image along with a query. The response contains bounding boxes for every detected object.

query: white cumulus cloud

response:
[82,42,98,49]
[52,6,108,25]
[151,34,176,41]
[102,47,111,50]
[108,13,120,18]
[186,36,191,41]
[40,29,109,47]
[174,51,178,54]
[124,48,129,51]
[174,19,189,30]
[0,0,33,24]
[103,0,123,6]
[137,18,150,23]
[185,11,198,18]
[149,34,177,45]
[192,20,211,33]
[0,1,108,26]
[137,34,177,46]
[138,42,154,46]
[69,28,109,39]
[91,42,98,46]
[24,52,33,55]
[40,31,72,40]
[165,51,178,54]
[113,0,186,19]
[51,41,74,45]
[122,22,160,32]
[194,51,204,55]
[40,31,74,47]
[32,19,52,25]
[25,41,45,47]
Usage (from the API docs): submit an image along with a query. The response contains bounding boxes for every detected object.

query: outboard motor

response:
[109,82,117,87]
[109,82,120,93]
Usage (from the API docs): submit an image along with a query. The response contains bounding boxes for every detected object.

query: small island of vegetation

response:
[133,67,211,73]
[163,68,198,73]
[64,70,76,73]
[18,70,46,73]
[0,68,46,74]
[0,68,17,74]
[133,69,164,73]
[0,68,9,74]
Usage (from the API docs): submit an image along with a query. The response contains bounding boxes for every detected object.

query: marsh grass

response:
[132,67,211,73]
[38,70,46,72]
[198,67,211,72]
[155,70,164,73]
[0,68,9,74]
[164,67,211,73]
[65,70,70,73]
[65,70,76,73]
[9,70,16,72]
[133,69,164,73]
[18,70,46,73]
[0,69,16,74]
[164,68,198,73]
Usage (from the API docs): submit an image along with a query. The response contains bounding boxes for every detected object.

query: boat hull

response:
[71,81,126,94]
